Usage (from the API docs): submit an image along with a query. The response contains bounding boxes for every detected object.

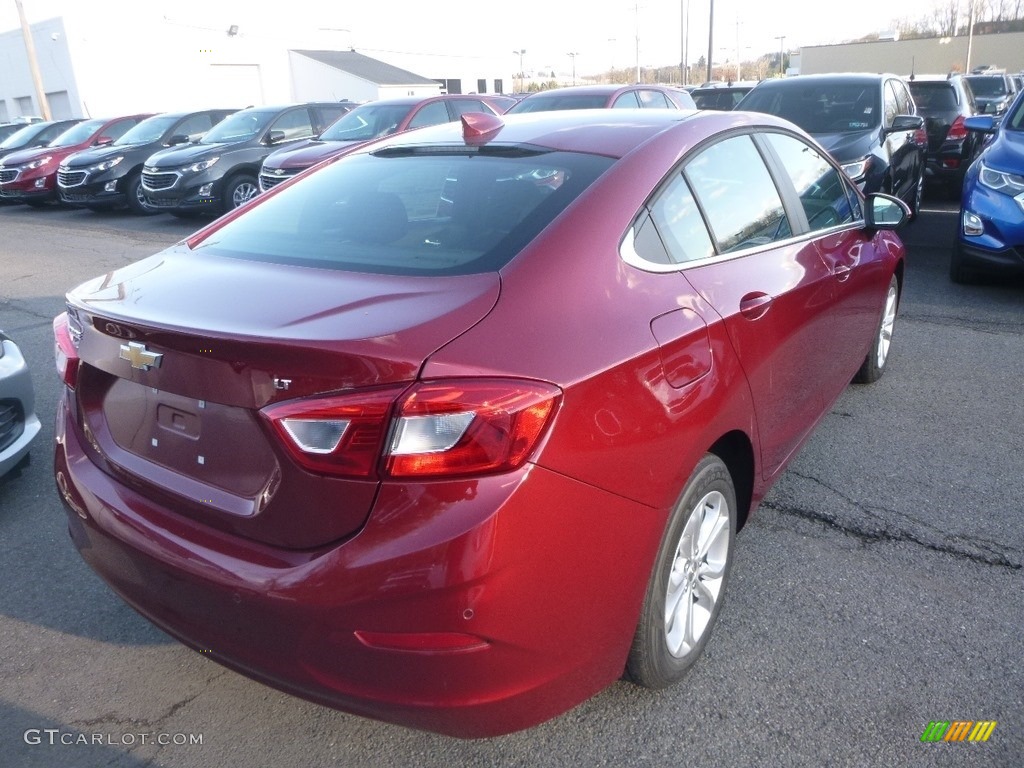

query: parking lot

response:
[0,198,1022,766]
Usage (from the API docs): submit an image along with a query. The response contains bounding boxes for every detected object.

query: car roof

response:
[343,109,799,160]
[756,73,897,87]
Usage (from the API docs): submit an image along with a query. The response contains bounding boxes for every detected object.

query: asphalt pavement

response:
[0,198,1021,767]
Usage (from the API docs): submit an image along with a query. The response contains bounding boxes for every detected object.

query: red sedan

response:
[53,109,907,737]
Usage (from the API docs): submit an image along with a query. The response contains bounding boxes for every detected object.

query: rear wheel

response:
[854,274,899,383]
[626,454,736,688]
[907,171,924,221]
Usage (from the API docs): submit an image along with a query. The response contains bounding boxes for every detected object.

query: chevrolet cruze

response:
[53,109,908,737]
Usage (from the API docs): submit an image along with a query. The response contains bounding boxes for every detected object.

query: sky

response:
[1,0,952,77]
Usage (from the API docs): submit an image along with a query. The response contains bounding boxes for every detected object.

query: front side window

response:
[190,148,614,276]
[115,115,178,145]
[269,109,315,142]
[49,119,105,147]
[765,133,858,230]
[201,110,275,143]
[684,135,789,253]
[407,101,451,129]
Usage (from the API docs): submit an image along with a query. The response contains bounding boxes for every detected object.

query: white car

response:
[0,331,40,479]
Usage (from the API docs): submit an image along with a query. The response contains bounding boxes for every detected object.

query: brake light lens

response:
[262,385,405,478]
[53,313,80,389]
[262,379,561,479]
[387,379,561,478]
[947,115,968,142]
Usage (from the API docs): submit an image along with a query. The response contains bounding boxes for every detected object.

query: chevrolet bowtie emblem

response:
[120,341,163,371]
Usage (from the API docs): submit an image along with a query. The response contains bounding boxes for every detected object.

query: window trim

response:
[619,126,867,274]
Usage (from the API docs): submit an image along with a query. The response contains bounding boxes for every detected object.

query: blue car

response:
[954,92,1024,283]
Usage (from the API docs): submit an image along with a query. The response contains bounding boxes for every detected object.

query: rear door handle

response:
[739,292,773,320]
[834,263,853,283]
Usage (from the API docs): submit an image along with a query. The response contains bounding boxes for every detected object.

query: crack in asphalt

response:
[900,312,1024,335]
[764,470,1022,571]
[70,668,229,732]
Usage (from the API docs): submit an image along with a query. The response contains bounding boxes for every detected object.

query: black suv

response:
[964,73,1017,116]
[141,102,353,216]
[58,109,237,214]
[907,75,983,196]
[737,73,926,217]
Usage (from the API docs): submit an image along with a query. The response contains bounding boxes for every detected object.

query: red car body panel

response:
[53,110,905,737]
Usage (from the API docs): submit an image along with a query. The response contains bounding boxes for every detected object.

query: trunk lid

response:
[67,246,500,548]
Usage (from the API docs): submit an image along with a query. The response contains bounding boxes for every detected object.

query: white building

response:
[0,8,511,121]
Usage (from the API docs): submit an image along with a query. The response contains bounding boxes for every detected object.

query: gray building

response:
[289,50,441,102]
[799,32,1024,77]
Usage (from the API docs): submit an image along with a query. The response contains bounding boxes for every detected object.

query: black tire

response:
[125,172,157,215]
[223,173,259,212]
[626,454,736,689]
[907,170,924,222]
[854,274,899,384]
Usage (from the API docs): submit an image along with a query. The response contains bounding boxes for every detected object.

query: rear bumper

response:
[54,393,660,737]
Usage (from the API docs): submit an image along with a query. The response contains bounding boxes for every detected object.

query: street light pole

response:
[567,52,579,86]
[512,49,526,92]
[775,35,786,77]
[706,0,715,83]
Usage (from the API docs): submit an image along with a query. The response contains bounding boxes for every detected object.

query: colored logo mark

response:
[921,720,997,742]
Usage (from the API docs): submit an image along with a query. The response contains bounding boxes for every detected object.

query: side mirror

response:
[963,115,997,134]
[864,193,910,230]
[166,133,190,146]
[266,130,286,145]
[94,136,114,146]
[887,115,924,133]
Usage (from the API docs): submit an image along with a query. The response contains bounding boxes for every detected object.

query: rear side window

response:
[638,90,671,109]
[191,149,614,275]
[407,101,451,129]
[684,135,790,253]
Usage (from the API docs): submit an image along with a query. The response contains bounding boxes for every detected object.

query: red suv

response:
[0,114,152,206]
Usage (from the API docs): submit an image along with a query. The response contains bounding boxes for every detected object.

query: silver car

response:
[0,331,40,478]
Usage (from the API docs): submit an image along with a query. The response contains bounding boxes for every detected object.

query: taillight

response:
[53,313,80,389]
[947,115,968,142]
[386,379,561,478]
[262,385,406,478]
[261,379,561,479]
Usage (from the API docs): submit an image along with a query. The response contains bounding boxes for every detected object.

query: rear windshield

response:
[740,82,881,133]
[908,83,958,111]
[190,147,614,275]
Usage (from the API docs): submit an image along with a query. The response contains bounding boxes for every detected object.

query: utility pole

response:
[966,0,975,72]
[567,52,579,86]
[16,0,51,120]
[775,35,786,78]
[706,0,714,83]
